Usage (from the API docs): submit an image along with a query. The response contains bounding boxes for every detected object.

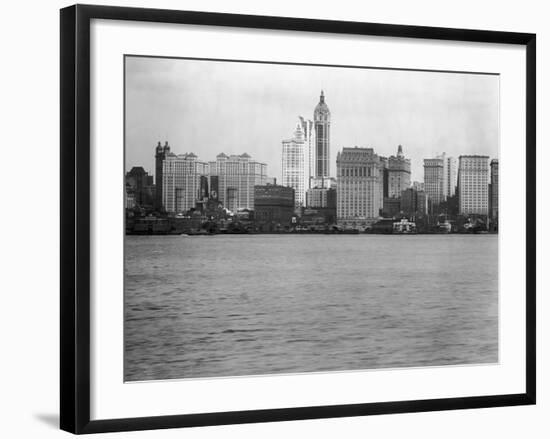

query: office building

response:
[299,116,315,189]
[336,147,381,226]
[209,153,267,211]
[443,154,458,198]
[162,152,208,213]
[427,152,457,201]
[209,175,219,201]
[458,155,489,215]
[388,145,411,198]
[310,176,336,190]
[126,166,154,207]
[306,187,336,209]
[424,157,445,209]
[282,122,307,206]
[400,187,428,216]
[254,184,295,229]
[382,197,401,217]
[305,186,337,226]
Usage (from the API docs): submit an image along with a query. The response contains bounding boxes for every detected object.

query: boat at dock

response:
[392,218,417,234]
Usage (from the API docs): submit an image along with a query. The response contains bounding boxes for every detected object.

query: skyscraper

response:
[434,152,458,200]
[209,153,267,211]
[388,145,411,198]
[458,155,489,215]
[400,187,428,216]
[336,147,381,227]
[154,141,171,211]
[444,155,458,199]
[298,116,315,188]
[126,166,154,207]
[423,157,445,209]
[282,122,307,206]
[314,90,331,178]
[162,152,208,213]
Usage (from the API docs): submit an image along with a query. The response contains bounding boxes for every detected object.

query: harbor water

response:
[124,234,498,381]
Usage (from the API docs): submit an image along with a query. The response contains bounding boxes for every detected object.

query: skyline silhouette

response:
[125,56,499,182]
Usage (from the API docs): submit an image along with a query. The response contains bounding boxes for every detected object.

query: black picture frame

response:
[60,4,536,434]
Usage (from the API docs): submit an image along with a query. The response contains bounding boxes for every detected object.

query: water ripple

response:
[124,234,498,381]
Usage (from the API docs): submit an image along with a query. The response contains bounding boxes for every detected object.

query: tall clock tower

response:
[313,90,331,178]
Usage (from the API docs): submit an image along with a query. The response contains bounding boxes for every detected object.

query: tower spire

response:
[313,90,330,178]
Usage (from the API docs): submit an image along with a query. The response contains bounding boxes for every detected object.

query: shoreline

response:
[126,231,498,236]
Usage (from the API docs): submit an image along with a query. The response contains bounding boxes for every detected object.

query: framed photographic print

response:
[60,4,536,434]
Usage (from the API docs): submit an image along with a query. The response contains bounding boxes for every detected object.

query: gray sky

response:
[125,56,499,182]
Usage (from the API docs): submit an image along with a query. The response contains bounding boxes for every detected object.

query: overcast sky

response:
[125,56,499,182]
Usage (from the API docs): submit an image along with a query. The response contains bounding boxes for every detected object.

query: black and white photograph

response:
[124,55,499,382]
[1,0,544,436]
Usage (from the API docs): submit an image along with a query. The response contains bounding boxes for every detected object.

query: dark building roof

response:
[254,184,295,207]
[127,166,147,176]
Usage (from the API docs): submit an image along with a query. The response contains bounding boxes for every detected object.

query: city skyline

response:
[125,56,499,183]
[122,54,501,387]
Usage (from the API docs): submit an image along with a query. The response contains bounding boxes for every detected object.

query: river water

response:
[124,234,498,381]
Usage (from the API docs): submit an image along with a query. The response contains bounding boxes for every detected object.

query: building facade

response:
[306,187,336,209]
[125,183,135,210]
[443,154,458,199]
[382,197,401,217]
[306,184,337,226]
[310,176,336,190]
[162,153,208,213]
[282,122,307,206]
[126,166,154,207]
[254,184,295,229]
[387,145,411,198]
[299,116,315,189]
[209,153,267,212]
[417,190,428,216]
[209,175,219,201]
[412,181,425,192]
[490,159,499,222]
[458,155,489,215]
[423,157,445,209]
[154,141,171,211]
[313,90,331,178]
[336,147,381,227]
[400,187,428,216]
